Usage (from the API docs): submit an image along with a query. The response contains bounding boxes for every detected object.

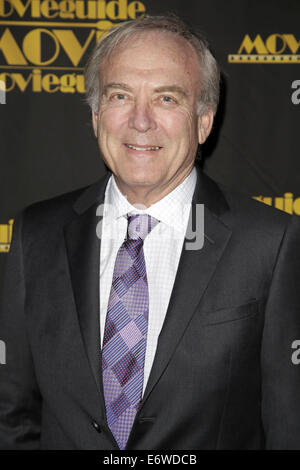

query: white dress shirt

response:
[99,166,197,396]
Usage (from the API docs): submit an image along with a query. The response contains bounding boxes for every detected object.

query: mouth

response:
[124,143,162,152]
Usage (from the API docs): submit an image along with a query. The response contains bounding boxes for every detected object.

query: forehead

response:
[101,31,201,89]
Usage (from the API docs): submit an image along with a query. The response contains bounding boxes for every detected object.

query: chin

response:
[120,166,160,184]
[123,176,157,188]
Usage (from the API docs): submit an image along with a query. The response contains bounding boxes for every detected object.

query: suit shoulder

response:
[22,184,89,224]
[217,182,291,233]
[14,174,109,239]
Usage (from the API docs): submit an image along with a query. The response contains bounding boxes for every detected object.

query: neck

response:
[114,166,194,208]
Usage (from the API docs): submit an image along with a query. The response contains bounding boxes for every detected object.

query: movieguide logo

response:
[228,34,300,63]
[0,0,146,94]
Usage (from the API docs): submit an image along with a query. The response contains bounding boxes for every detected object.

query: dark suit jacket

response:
[1,165,300,450]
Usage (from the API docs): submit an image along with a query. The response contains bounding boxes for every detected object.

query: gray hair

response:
[84,14,220,116]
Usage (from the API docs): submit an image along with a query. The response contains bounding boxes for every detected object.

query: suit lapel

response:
[140,168,232,407]
[63,173,110,419]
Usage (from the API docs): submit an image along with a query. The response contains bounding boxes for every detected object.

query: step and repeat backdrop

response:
[0,0,299,289]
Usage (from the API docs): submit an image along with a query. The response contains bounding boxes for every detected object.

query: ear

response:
[92,111,98,138]
[197,109,214,145]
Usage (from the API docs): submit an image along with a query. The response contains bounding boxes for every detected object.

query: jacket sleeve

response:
[261,214,300,449]
[0,210,42,449]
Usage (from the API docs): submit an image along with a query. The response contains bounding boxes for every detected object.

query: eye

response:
[110,93,126,101]
[160,95,176,104]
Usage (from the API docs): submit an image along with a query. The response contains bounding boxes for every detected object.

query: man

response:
[1,15,300,450]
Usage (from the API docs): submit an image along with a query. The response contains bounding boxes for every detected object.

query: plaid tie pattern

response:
[102,214,158,450]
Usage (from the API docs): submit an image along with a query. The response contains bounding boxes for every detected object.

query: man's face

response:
[92,31,213,203]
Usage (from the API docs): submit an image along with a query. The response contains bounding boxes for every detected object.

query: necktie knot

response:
[127,214,158,241]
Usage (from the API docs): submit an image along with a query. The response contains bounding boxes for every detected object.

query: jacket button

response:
[91,420,102,433]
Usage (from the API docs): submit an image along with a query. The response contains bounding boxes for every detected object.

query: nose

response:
[128,99,156,133]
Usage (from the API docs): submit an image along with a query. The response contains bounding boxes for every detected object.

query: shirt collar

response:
[104,166,197,233]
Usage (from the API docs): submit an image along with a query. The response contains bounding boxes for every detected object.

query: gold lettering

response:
[40,0,59,18]
[9,0,32,17]
[282,34,300,54]
[0,28,28,65]
[0,219,13,245]
[0,0,13,17]
[293,197,300,215]
[11,71,32,91]
[60,73,76,92]
[261,197,272,206]
[284,192,293,214]
[42,73,60,92]
[97,0,106,18]
[128,1,145,19]
[0,0,147,19]
[32,68,42,91]
[75,0,96,19]
[53,29,95,66]
[253,196,272,206]
[76,73,85,93]
[60,0,75,19]
[0,72,14,91]
[1,70,90,94]
[23,28,59,65]
[253,194,300,215]
[0,224,8,244]
[31,0,41,17]
[274,196,284,211]
[8,219,13,243]
[265,34,286,54]
[238,34,268,54]
[106,0,127,20]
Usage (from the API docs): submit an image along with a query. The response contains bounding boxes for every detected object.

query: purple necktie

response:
[102,214,158,450]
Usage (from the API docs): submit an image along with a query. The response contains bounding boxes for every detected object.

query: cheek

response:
[98,107,128,136]
[159,111,196,144]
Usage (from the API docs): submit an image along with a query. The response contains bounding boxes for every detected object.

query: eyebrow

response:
[153,85,188,98]
[102,82,132,95]
[102,82,188,98]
